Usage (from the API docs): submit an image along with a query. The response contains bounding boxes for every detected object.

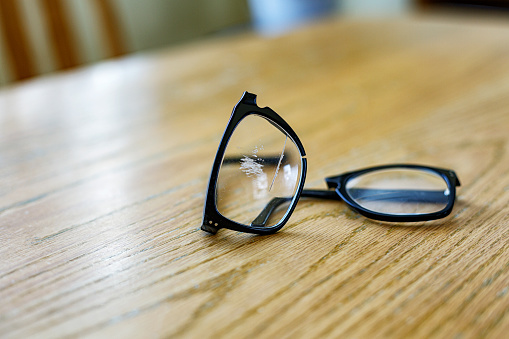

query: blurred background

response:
[1,0,508,87]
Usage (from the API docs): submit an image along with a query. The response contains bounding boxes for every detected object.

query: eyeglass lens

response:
[216,115,302,227]
[345,168,450,215]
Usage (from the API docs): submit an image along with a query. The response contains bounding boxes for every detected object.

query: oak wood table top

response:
[1,15,509,339]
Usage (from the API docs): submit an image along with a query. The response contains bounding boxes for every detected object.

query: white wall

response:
[114,0,250,52]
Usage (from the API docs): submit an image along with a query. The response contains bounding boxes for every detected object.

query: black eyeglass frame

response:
[202,92,307,235]
[325,164,460,222]
[202,92,461,235]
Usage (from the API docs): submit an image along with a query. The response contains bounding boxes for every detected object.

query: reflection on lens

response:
[216,114,302,227]
[345,168,450,215]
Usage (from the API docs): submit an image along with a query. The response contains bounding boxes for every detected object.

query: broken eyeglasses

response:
[202,92,460,235]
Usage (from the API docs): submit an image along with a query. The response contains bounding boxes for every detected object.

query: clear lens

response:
[345,168,450,215]
[216,114,302,227]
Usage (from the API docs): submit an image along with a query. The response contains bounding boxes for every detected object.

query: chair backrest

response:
[0,0,127,84]
[0,0,250,86]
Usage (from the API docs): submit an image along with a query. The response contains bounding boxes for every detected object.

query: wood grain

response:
[1,15,509,338]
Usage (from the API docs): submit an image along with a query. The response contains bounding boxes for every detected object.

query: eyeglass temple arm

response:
[250,189,344,227]
[250,188,452,227]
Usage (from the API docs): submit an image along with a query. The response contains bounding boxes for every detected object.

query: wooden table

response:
[1,15,509,339]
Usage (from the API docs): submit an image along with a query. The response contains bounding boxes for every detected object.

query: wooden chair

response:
[0,0,127,83]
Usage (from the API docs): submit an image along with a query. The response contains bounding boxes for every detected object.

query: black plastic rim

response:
[201,92,307,235]
[325,164,460,222]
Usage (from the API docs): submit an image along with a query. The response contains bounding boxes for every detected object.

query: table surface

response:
[1,15,509,339]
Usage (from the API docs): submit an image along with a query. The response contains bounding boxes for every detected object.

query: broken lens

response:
[216,114,302,227]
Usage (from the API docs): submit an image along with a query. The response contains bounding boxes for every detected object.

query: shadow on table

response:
[199,199,472,251]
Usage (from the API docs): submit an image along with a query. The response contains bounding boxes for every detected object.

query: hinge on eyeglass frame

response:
[201,217,220,234]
